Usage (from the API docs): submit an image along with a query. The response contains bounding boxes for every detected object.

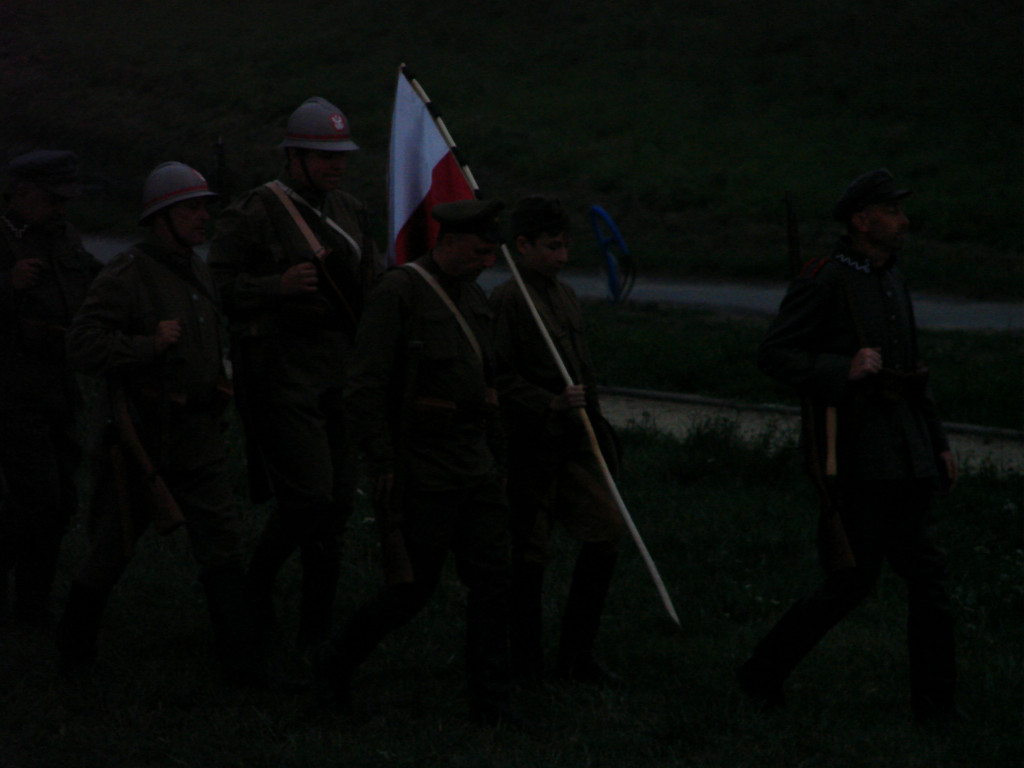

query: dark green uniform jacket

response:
[344,255,502,490]
[757,237,949,480]
[67,241,228,472]
[208,168,377,343]
[490,267,604,459]
[0,214,99,410]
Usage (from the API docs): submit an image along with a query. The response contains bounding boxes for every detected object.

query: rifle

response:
[213,136,229,203]
[374,339,421,586]
[108,380,186,539]
[229,334,274,503]
[784,192,856,574]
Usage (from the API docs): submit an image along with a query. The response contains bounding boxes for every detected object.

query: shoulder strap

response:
[264,181,328,258]
[404,262,482,363]
[265,181,363,258]
[264,181,361,329]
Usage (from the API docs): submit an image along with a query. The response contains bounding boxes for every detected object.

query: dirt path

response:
[600,392,1023,476]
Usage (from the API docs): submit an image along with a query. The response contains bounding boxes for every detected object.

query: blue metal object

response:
[589,205,635,302]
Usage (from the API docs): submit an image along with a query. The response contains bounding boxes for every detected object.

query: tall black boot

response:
[202,564,267,687]
[245,513,297,639]
[56,582,110,676]
[313,582,426,712]
[509,556,545,685]
[554,546,620,686]
[297,540,341,650]
[13,512,67,629]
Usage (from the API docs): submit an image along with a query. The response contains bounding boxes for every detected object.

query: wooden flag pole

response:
[399,64,680,626]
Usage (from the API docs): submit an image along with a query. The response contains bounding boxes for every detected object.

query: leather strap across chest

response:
[404,261,482,364]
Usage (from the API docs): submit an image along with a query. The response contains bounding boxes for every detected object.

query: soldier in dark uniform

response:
[490,196,625,686]
[57,163,259,684]
[737,170,960,723]
[209,97,380,650]
[0,150,100,628]
[317,200,517,726]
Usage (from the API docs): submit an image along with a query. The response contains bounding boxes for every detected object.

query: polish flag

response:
[388,67,475,265]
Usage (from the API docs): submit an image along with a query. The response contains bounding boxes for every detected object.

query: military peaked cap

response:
[432,199,505,242]
[7,150,82,197]
[833,169,911,222]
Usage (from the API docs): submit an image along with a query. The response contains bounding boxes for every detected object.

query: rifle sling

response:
[266,181,362,256]
[265,181,359,328]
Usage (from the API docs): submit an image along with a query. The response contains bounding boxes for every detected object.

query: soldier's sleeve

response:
[0,246,15,320]
[490,281,559,416]
[207,191,287,320]
[64,222,103,278]
[757,268,853,405]
[339,191,386,286]
[66,257,160,378]
[344,272,408,476]
[562,282,603,410]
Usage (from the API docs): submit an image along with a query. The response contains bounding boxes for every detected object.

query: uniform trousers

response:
[243,330,356,645]
[0,406,79,617]
[328,478,512,712]
[75,452,246,590]
[508,447,624,562]
[745,478,955,715]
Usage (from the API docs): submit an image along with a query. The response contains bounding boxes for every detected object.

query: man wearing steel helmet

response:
[0,150,101,629]
[737,170,960,723]
[57,163,260,684]
[209,97,381,654]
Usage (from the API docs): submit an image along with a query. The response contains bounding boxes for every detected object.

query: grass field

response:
[1,0,1020,298]
[1,2,1020,764]
[582,301,1023,431]
[1,421,1020,767]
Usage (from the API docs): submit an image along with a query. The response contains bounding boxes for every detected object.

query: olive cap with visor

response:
[7,150,83,198]
[833,169,911,223]
[431,199,505,243]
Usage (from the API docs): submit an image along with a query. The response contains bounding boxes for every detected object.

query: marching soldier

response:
[0,150,100,628]
[57,163,259,684]
[209,97,380,650]
[490,196,625,686]
[317,200,518,726]
[737,169,960,723]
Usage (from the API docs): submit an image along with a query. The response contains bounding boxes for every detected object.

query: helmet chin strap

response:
[160,209,193,253]
[298,150,314,190]
[292,149,326,208]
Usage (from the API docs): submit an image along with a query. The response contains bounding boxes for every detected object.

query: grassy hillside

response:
[1,0,1020,297]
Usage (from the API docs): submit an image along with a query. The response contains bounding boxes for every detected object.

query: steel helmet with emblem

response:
[139,161,218,223]
[279,97,360,152]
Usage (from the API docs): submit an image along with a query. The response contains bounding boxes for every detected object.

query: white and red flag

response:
[387,66,475,265]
